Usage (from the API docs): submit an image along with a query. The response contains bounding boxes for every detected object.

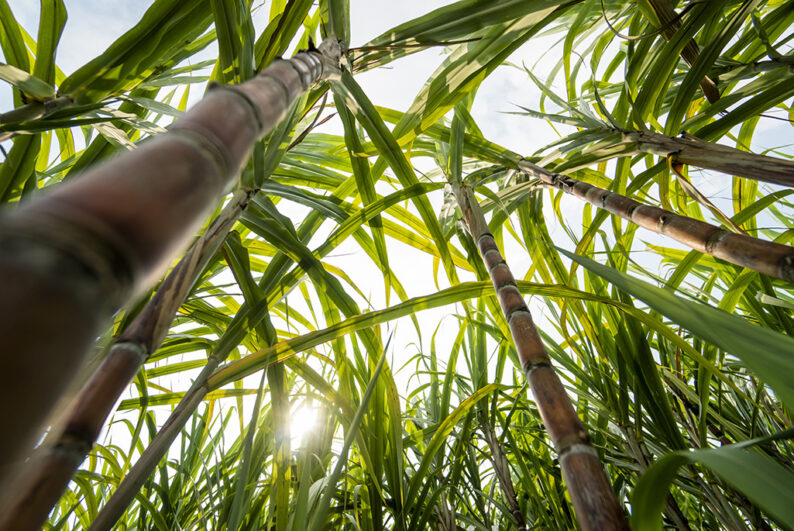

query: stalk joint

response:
[657,213,673,231]
[522,355,552,375]
[556,431,594,458]
[704,229,729,254]
[52,432,95,466]
[780,254,794,283]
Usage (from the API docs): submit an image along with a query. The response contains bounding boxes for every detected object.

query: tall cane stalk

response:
[453,184,628,531]
[518,160,794,283]
[642,0,720,102]
[0,39,341,516]
[623,131,794,188]
[0,187,254,531]
[478,414,526,530]
[86,343,236,530]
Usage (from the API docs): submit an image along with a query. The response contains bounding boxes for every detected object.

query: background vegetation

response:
[0,0,793,529]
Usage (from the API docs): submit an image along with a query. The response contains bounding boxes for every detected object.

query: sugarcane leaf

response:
[359,0,568,69]
[0,64,55,100]
[333,88,392,302]
[559,247,794,408]
[211,0,244,83]
[320,0,349,46]
[694,76,794,141]
[92,122,135,151]
[259,180,347,222]
[255,0,314,70]
[334,69,460,284]
[632,445,794,530]
[121,95,184,117]
[308,346,388,531]
[32,0,67,86]
[389,6,564,145]
[0,134,41,201]
[59,0,213,103]
[664,0,758,135]
[0,0,30,73]
[404,383,502,514]
[631,0,721,126]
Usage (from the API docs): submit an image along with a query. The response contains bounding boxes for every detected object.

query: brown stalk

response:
[624,130,794,188]
[453,184,628,531]
[479,416,527,530]
[85,309,280,531]
[0,39,342,523]
[86,369,213,531]
[0,188,253,531]
[434,497,456,531]
[644,0,720,102]
[518,160,794,283]
[83,242,282,530]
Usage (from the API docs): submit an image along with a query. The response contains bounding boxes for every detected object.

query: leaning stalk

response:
[87,291,272,531]
[86,258,281,530]
[0,39,341,494]
[643,0,719,102]
[479,417,526,530]
[519,160,794,283]
[0,188,253,531]
[624,130,794,188]
[453,184,628,531]
[86,363,216,531]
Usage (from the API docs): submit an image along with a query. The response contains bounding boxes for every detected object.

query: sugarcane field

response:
[0,0,792,529]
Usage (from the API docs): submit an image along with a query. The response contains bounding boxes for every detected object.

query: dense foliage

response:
[0,0,793,529]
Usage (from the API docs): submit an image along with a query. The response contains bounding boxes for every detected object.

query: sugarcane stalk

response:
[434,497,456,531]
[479,416,526,530]
[624,130,794,188]
[0,39,341,510]
[0,187,254,531]
[88,277,282,531]
[518,160,794,283]
[453,184,628,531]
[643,0,719,102]
[86,365,214,531]
[85,242,282,530]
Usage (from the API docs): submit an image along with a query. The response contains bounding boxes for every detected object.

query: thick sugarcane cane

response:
[0,187,254,531]
[0,39,342,522]
[624,130,794,189]
[643,0,720,102]
[454,184,629,531]
[518,159,794,283]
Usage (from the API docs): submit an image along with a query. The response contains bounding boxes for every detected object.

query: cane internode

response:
[0,41,342,531]
[519,158,794,284]
[453,184,628,530]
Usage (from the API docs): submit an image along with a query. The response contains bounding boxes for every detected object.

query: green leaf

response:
[320,0,349,46]
[254,0,314,70]
[560,247,794,408]
[0,134,41,201]
[0,0,30,74]
[632,445,794,530]
[308,347,388,531]
[59,0,213,103]
[32,0,67,86]
[334,69,462,286]
[0,63,55,100]
[404,383,502,514]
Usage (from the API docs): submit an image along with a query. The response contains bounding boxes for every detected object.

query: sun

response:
[290,406,318,444]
